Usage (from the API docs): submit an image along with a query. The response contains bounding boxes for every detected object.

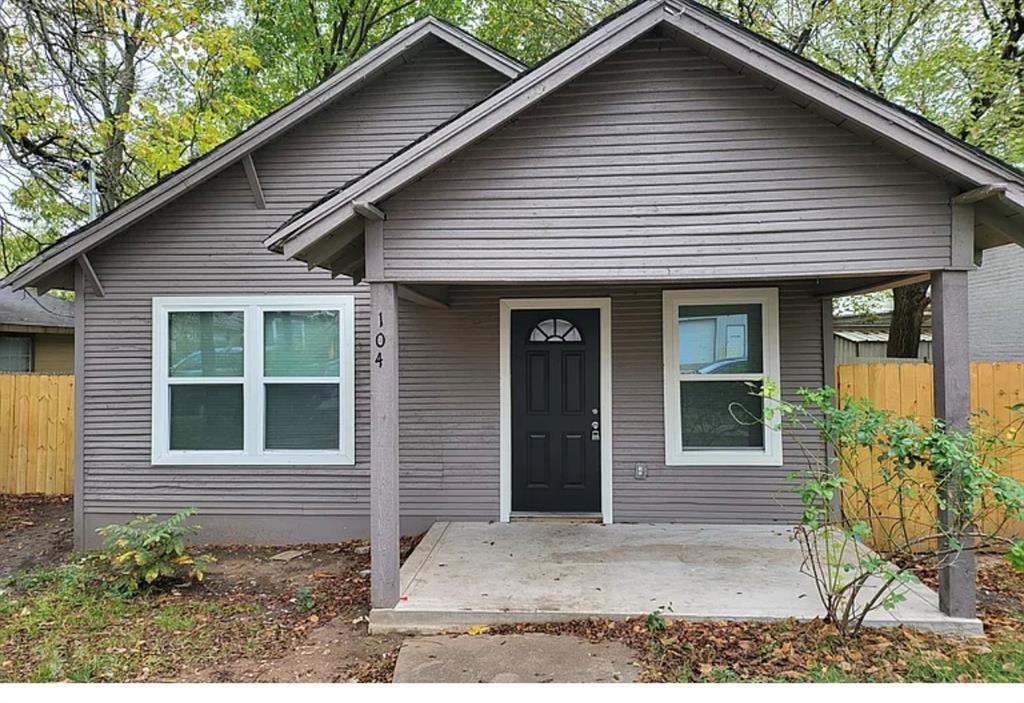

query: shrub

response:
[93,508,215,594]
[750,385,1024,637]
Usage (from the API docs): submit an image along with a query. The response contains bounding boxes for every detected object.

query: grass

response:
[0,561,269,682]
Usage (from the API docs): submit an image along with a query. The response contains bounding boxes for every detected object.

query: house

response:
[0,287,74,373]
[969,244,1024,360]
[5,0,1024,626]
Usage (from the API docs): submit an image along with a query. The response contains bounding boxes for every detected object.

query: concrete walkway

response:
[370,521,982,635]
[392,633,639,683]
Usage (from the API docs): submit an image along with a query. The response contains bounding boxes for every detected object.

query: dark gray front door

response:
[511,308,601,513]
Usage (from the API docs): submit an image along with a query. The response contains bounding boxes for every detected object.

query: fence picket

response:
[836,362,1024,543]
[0,374,74,496]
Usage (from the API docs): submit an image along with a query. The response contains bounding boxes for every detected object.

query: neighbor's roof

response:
[267,0,1024,263]
[0,287,73,329]
[2,17,524,292]
[835,330,933,344]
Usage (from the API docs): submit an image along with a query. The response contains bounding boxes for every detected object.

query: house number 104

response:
[375,311,386,368]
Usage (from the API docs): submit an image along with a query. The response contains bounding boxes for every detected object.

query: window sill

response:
[151,451,355,467]
[665,450,783,467]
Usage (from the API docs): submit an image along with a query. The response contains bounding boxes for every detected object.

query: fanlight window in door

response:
[528,318,583,343]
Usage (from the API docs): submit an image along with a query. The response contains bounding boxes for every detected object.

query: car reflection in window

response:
[169,347,244,377]
[697,357,750,375]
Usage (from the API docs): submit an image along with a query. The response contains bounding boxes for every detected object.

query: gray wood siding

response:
[78,40,508,543]
[397,282,821,527]
[969,244,1024,361]
[381,35,955,282]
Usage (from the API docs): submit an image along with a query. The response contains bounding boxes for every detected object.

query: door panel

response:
[511,308,601,513]
[527,433,550,488]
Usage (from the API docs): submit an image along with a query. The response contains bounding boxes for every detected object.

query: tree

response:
[226,1,478,123]
[472,0,625,64]
[1,0,1022,286]
[0,0,257,272]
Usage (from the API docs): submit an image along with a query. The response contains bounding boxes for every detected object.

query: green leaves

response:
[1007,541,1024,574]
[772,380,1024,638]
[94,508,216,594]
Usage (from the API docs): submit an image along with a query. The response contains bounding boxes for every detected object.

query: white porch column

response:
[370,280,400,609]
[931,269,976,619]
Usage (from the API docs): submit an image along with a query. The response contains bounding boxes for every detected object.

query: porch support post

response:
[369,280,400,609]
[821,296,840,520]
[931,269,976,619]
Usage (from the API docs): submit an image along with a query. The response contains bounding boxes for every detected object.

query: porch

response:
[369,521,983,635]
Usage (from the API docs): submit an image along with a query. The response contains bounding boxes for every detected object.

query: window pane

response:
[678,304,762,374]
[264,311,340,377]
[0,336,32,372]
[169,311,244,377]
[265,384,339,450]
[680,380,764,449]
[170,385,243,450]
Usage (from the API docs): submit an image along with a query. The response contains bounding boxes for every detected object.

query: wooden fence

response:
[0,373,74,495]
[835,362,1024,543]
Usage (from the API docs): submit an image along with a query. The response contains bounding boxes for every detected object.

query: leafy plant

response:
[93,509,216,594]
[646,610,667,633]
[751,386,1024,637]
[646,603,673,633]
[291,585,324,613]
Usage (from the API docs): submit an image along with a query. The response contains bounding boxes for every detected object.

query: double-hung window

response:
[0,335,32,372]
[151,295,355,465]
[662,288,782,466]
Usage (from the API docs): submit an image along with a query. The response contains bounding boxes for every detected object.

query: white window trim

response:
[662,288,782,467]
[151,295,355,466]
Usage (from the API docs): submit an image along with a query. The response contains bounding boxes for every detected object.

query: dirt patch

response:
[172,535,422,682]
[0,495,73,579]
[910,554,1024,631]
[1,512,418,682]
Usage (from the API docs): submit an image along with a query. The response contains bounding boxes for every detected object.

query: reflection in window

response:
[529,318,583,343]
[677,304,762,374]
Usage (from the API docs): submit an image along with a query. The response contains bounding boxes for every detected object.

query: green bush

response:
[753,384,1024,637]
[93,508,215,594]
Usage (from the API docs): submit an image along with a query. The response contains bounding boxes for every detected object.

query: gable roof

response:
[2,17,524,292]
[266,0,1024,264]
[0,288,73,329]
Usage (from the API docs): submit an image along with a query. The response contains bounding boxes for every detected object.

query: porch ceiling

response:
[369,521,982,636]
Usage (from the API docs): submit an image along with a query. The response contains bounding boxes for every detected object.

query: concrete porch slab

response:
[370,522,983,636]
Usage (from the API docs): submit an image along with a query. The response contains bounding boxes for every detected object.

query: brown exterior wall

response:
[398,282,821,527]
[32,333,74,373]
[82,278,822,545]
[381,34,955,282]
[77,39,510,546]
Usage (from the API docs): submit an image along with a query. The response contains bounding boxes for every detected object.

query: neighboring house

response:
[969,244,1024,361]
[834,243,1024,363]
[0,287,74,373]
[833,309,933,363]
[5,1,1024,621]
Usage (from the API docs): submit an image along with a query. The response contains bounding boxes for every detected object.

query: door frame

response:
[499,297,613,524]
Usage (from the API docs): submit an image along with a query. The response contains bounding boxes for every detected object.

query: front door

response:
[511,308,601,513]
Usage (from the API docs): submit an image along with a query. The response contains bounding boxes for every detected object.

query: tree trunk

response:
[887,282,930,358]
